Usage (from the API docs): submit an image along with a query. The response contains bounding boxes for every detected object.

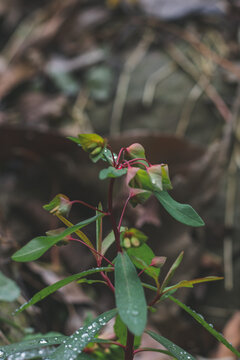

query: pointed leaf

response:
[12,214,102,262]
[48,309,117,360]
[146,330,195,360]
[0,271,20,302]
[161,251,184,291]
[14,267,112,314]
[99,166,127,180]
[169,296,240,358]
[163,276,224,294]
[114,252,147,336]
[154,191,205,227]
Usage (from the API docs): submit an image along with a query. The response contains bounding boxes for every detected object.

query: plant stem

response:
[71,200,109,215]
[118,194,131,231]
[125,330,135,360]
[108,179,122,252]
[68,237,114,266]
[100,271,115,293]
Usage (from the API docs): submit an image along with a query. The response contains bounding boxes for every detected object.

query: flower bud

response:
[131,236,140,247]
[123,237,131,248]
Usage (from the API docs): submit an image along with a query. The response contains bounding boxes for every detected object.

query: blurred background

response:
[0,0,240,358]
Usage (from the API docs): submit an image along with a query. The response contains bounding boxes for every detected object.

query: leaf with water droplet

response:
[146,330,195,360]
[115,252,147,336]
[0,335,66,359]
[169,296,240,358]
[48,309,117,360]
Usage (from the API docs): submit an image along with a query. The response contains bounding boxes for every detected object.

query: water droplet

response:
[209,323,214,328]
[0,351,4,358]
[39,339,48,344]
[131,310,139,316]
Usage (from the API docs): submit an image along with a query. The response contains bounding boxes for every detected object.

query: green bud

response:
[87,142,98,151]
[123,237,131,248]
[131,236,140,247]
[90,146,102,156]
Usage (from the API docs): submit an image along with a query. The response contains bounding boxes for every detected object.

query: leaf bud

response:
[130,236,140,247]
[123,237,131,248]
[90,146,102,156]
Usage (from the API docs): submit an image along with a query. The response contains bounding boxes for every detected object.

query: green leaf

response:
[163,276,224,294]
[48,309,117,359]
[99,166,127,180]
[12,213,103,262]
[102,148,117,165]
[127,244,160,281]
[161,251,184,291]
[14,267,112,314]
[102,227,126,256]
[154,191,205,227]
[147,165,172,192]
[43,194,71,217]
[114,315,141,347]
[68,134,107,163]
[0,334,67,359]
[146,330,196,360]
[114,252,147,336]
[0,272,20,302]
[96,203,103,263]
[169,296,240,358]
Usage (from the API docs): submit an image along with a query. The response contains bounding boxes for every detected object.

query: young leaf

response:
[125,143,146,160]
[163,276,224,294]
[114,252,147,336]
[154,191,205,227]
[0,271,20,302]
[127,244,160,281]
[14,267,112,314]
[43,194,71,217]
[146,330,195,360]
[48,309,117,360]
[99,166,127,180]
[161,251,184,291]
[12,214,103,262]
[68,134,107,163]
[169,296,240,358]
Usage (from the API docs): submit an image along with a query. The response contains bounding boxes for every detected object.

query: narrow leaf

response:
[102,227,126,256]
[161,251,184,291]
[48,309,117,360]
[154,191,204,227]
[146,330,195,360]
[169,296,240,358]
[96,203,103,263]
[14,267,112,314]
[12,214,102,262]
[99,166,127,180]
[0,335,67,359]
[114,252,147,336]
[163,276,224,294]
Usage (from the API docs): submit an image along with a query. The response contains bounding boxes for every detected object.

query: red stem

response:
[68,237,114,266]
[118,194,131,231]
[128,158,152,166]
[71,200,109,215]
[116,147,127,166]
[108,179,122,253]
[100,271,115,293]
[125,330,135,360]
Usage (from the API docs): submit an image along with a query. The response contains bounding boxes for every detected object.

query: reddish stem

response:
[116,147,127,166]
[118,194,131,231]
[125,330,135,360]
[68,237,114,266]
[108,179,122,253]
[71,200,109,215]
[128,158,152,166]
[100,271,115,293]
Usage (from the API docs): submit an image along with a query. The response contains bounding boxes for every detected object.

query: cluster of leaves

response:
[1,134,240,360]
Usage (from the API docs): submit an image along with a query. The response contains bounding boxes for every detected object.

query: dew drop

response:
[39,339,48,344]
[209,323,214,328]
[0,351,4,358]
[131,310,139,316]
